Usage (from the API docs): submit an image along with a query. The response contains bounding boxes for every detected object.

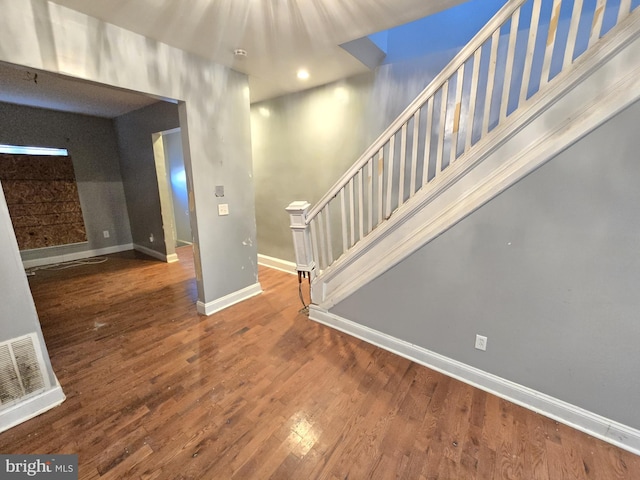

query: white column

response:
[286,201,316,274]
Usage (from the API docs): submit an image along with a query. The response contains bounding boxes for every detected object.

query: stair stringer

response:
[313,12,640,309]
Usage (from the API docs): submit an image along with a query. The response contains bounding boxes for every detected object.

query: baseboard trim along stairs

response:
[309,305,640,456]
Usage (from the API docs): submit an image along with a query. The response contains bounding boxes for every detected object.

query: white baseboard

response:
[166,253,179,263]
[133,244,173,262]
[258,254,297,274]
[309,305,640,456]
[0,384,66,434]
[22,243,134,269]
[196,282,262,316]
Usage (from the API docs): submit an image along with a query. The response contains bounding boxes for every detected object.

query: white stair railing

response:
[289,0,636,278]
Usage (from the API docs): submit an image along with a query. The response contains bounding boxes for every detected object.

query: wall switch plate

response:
[218,204,229,216]
[475,334,487,351]
[103,230,110,238]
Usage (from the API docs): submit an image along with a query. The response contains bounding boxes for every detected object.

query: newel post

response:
[286,201,315,275]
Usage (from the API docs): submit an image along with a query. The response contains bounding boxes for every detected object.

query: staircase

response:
[288,0,640,310]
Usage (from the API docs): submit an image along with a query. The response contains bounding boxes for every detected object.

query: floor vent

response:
[0,334,48,409]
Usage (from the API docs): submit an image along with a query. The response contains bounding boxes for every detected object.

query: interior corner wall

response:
[114,101,179,257]
[331,99,640,431]
[0,0,258,307]
[0,102,132,263]
[251,74,372,262]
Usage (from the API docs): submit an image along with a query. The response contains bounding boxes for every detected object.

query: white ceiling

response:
[1,0,465,117]
[47,0,465,102]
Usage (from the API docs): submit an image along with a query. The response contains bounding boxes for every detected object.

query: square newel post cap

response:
[286,201,311,228]
[285,201,311,214]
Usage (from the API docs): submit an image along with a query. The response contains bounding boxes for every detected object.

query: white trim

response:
[257,254,297,274]
[133,243,174,263]
[196,282,262,316]
[0,384,65,434]
[313,16,640,308]
[160,127,181,136]
[309,305,640,456]
[22,243,133,269]
[308,0,527,219]
[151,132,179,263]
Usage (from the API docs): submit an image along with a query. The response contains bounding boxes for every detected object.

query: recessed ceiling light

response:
[297,69,310,80]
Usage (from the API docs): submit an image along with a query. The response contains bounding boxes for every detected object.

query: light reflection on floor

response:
[286,415,318,457]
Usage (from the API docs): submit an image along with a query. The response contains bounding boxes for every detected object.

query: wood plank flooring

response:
[0,246,638,479]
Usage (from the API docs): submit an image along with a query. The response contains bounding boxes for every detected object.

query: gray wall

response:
[0,102,132,262]
[251,74,372,261]
[114,101,179,255]
[0,184,56,385]
[251,48,458,261]
[332,99,640,430]
[250,0,506,262]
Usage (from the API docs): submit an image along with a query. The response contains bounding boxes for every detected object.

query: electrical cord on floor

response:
[298,270,312,315]
[25,257,108,276]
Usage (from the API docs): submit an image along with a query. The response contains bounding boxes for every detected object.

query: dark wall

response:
[114,101,180,255]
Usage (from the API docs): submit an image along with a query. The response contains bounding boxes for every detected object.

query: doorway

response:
[152,128,192,258]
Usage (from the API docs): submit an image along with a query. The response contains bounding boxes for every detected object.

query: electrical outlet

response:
[218,204,229,216]
[475,334,487,351]
[103,230,110,238]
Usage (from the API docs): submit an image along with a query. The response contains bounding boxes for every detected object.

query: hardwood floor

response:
[1,246,638,479]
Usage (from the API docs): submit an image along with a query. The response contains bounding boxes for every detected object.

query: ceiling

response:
[0,62,161,118]
[2,0,466,117]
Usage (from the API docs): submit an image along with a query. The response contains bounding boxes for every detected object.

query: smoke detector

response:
[234,49,248,58]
